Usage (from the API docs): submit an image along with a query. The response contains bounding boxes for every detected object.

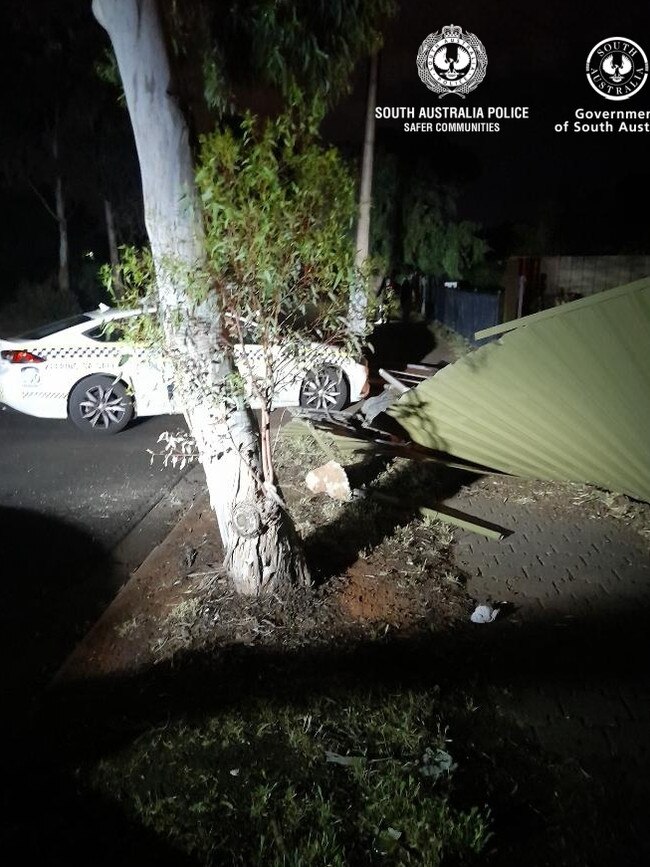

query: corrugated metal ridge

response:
[394,344,650,490]
[389,280,650,502]
[475,276,650,339]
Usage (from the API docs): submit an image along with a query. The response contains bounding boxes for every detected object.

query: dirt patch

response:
[336,561,416,624]
[58,442,472,682]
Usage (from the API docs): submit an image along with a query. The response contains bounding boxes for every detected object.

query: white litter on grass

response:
[325,751,364,767]
[470,604,500,623]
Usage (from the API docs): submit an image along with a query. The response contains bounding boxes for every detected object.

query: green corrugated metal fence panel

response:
[388,278,650,502]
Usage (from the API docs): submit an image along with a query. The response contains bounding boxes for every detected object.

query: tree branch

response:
[26,178,58,221]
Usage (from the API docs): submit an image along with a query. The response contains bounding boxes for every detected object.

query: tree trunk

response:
[349,51,378,335]
[52,130,70,295]
[92,0,309,594]
[103,197,123,298]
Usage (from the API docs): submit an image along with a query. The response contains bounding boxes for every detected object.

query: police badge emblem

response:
[417,24,488,98]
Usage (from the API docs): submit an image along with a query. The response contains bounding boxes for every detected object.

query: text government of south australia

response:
[555,107,650,133]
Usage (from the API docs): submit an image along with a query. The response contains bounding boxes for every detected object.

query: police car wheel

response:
[299,366,349,411]
[68,375,134,434]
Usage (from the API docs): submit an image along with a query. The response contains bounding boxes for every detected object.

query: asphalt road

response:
[0,405,198,711]
[0,404,190,551]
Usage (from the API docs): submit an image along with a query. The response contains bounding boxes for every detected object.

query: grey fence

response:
[429,282,502,343]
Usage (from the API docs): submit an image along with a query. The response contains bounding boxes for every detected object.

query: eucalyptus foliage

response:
[194,111,370,404]
[403,201,487,281]
[224,0,393,102]
[370,150,488,282]
[160,0,395,120]
[99,245,161,344]
[104,111,371,412]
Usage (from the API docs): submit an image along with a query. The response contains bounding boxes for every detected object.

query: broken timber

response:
[284,416,512,539]
[372,492,510,540]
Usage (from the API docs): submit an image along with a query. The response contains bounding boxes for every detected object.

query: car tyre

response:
[68,374,134,434]
[299,365,349,411]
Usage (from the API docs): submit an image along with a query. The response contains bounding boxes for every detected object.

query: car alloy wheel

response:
[69,374,134,434]
[80,383,128,428]
[299,365,349,411]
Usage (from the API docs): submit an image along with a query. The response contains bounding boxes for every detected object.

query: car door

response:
[83,318,173,417]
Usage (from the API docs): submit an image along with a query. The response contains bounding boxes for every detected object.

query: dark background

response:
[324,0,650,254]
[0,0,649,302]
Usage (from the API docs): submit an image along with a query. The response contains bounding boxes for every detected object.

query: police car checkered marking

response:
[32,345,149,361]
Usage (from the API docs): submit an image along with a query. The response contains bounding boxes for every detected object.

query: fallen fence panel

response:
[389,277,650,503]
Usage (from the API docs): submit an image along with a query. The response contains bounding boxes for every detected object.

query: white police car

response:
[0,306,369,434]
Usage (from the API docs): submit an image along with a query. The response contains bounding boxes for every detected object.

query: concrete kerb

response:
[111,463,206,577]
[52,463,208,685]
[54,410,300,684]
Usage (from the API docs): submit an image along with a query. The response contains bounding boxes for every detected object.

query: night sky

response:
[324,0,650,254]
[1,0,650,298]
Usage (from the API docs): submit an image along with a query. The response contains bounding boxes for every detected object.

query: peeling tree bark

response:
[92,0,309,595]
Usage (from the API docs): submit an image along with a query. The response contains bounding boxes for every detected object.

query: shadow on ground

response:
[0,506,121,703]
[1,506,192,866]
[305,459,479,583]
[51,607,650,744]
[46,601,650,866]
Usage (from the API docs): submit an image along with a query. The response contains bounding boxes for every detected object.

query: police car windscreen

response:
[14,314,93,340]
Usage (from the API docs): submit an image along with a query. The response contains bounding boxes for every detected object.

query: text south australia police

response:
[375,105,529,132]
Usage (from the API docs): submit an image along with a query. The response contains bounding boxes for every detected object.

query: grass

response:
[79,670,637,867]
[88,689,490,866]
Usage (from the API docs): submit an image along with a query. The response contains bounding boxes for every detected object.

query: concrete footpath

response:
[444,476,650,762]
[420,330,650,763]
